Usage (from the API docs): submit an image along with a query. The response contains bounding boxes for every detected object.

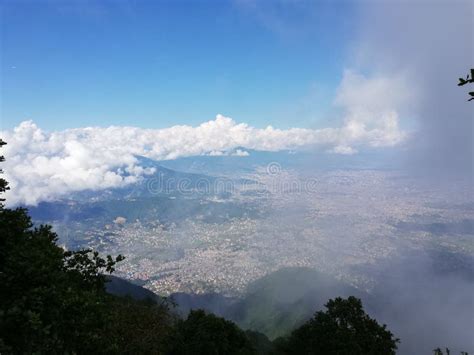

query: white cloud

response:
[353,1,473,178]
[208,150,225,156]
[333,69,410,148]
[330,145,357,155]
[232,149,250,157]
[1,71,410,206]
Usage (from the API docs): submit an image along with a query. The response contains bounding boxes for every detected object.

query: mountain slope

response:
[171,267,366,340]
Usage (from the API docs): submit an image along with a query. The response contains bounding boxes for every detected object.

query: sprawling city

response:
[1,0,472,353]
[36,167,472,298]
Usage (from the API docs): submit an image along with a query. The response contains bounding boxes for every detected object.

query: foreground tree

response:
[0,139,9,206]
[104,297,174,354]
[167,309,255,355]
[0,207,127,353]
[458,68,474,101]
[433,347,469,355]
[276,296,399,355]
[0,140,174,354]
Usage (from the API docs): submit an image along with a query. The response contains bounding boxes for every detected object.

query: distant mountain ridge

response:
[26,160,262,226]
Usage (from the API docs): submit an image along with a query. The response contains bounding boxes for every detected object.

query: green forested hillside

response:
[229,267,364,339]
[171,267,365,340]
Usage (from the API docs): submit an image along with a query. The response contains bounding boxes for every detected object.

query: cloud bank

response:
[2,73,407,206]
[353,0,473,179]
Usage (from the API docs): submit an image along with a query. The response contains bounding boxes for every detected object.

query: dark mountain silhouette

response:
[106,275,160,301]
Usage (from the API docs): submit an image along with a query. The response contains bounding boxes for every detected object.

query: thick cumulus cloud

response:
[2,80,406,206]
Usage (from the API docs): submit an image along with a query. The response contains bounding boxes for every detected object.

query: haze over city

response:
[1,1,473,354]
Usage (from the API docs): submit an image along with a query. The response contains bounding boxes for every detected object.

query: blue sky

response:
[1,0,357,130]
[2,0,472,205]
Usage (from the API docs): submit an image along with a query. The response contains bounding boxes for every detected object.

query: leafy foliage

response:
[458,68,474,101]
[103,297,174,354]
[433,347,469,355]
[276,296,399,355]
[166,309,255,355]
[0,207,126,353]
[245,330,275,355]
[0,139,9,207]
[0,200,178,354]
